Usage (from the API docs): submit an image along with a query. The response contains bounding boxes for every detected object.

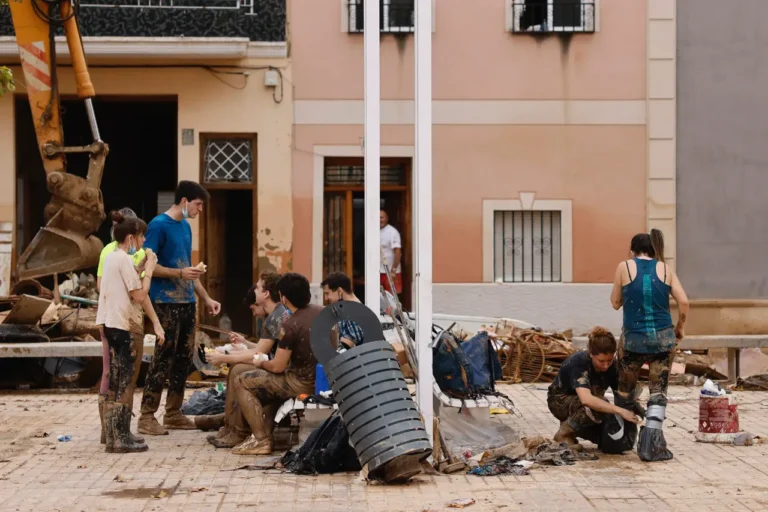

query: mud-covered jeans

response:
[618,347,674,397]
[222,363,256,429]
[140,303,196,416]
[232,369,313,441]
[100,326,143,408]
[104,327,139,406]
[547,391,605,432]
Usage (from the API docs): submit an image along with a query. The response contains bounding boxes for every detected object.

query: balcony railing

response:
[511,0,596,34]
[0,0,286,41]
[348,0,415,34]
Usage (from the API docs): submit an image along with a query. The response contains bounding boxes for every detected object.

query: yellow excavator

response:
[8,0,107,282]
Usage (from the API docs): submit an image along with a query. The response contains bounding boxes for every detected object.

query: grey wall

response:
[677,0,768,298]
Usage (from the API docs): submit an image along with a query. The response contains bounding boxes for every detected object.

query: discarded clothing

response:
[468,456,530,476]
[181,387,226,416]
[524,438,598,466]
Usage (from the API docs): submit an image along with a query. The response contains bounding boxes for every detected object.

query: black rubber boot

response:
[104,401,116,453]
[111,404,149,453]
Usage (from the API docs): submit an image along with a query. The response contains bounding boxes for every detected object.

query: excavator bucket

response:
[15,227,104,282]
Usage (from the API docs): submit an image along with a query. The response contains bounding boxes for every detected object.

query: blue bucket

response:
[315,363,330,394]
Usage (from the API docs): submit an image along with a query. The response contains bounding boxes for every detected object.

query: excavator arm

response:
[9,0,107,281]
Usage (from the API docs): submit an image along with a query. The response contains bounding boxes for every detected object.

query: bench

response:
[571,335,768,381]
[0,339,158,358]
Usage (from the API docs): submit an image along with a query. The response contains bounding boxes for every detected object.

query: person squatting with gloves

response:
[96,211,165,453]
[548,327,640,452]
[610,229,690,461]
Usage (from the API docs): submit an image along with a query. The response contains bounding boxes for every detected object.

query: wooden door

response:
[202,190,226,326]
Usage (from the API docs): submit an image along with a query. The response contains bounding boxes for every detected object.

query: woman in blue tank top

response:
[610,229,689,461]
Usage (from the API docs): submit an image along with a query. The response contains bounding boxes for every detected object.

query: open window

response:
[511,0,596,34]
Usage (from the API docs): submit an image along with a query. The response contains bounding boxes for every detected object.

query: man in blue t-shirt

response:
[138,181,222,436]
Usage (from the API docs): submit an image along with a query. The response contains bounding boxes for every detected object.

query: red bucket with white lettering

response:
[699,396,739,434]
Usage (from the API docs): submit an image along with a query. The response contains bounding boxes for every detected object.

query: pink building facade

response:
[290,0,675,334]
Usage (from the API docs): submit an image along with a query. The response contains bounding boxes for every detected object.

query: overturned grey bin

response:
[311,300,431,482]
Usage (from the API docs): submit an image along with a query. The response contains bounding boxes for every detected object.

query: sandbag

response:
[637,394,673,462]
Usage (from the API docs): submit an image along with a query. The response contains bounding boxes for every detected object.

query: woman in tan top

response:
[96,211,157,453]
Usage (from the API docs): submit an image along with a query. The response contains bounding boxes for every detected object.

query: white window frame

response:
[342,0,435,33]
[507,0,598,34]
[482,195,573,283]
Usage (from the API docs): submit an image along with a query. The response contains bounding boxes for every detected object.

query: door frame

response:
[198,132,259,327]
[318,153,412,310]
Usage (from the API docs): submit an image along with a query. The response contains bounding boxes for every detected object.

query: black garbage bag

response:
[637,394,673,462]
[180,387,226,416]
[598,393,639,454]
[281,413,362,475]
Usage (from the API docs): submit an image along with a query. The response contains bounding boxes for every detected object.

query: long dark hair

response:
[110,210,147,243]
[630,229,665,262]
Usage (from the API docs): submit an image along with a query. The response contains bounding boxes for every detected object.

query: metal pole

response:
[414,0,434,441]
[364,0,381,312]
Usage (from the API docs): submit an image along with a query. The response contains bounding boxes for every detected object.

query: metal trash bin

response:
[311,300,431,481]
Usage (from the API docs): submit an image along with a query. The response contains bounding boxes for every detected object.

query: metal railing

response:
[81,0,256,13]
[347,0,415,34]
[511,0,595,33]
[494,210,562,283]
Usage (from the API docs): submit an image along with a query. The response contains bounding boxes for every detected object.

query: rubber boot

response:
[195,414,225,432]
[98,395,106,445]
[554,421,583,452]
[138,414,168,436]
[104,401,116,453]
[111,404,149,453]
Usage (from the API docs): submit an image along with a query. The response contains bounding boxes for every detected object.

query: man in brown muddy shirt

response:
[229,272,322,455]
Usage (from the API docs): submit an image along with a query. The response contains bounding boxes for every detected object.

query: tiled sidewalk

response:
[1,384,767,511]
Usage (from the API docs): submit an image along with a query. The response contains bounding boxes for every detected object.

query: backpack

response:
[432,330,503,398]
[280,413,362,475]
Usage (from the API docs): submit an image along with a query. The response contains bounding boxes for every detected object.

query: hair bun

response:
[110,210,125,223]
[589,326,610,339]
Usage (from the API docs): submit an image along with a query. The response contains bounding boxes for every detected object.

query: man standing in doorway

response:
[138,180,222,436]
[380,209,402,296]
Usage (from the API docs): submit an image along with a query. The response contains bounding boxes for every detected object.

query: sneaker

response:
[231,435,273,456]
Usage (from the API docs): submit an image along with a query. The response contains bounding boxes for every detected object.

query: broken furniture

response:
[311,300,432,482]
[572,335,768,381]
[0,294,53,343]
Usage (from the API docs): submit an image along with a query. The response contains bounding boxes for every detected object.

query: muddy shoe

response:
[554,421,583,452]
[207,426,232,444]
[211,430,248,449]
[163,412,197,430]
[110,404,149,454]
[138,414,168,436]
[195,413,225,432]
[231,435,273,456]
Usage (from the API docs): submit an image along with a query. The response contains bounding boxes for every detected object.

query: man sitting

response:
[321,271,365,350]
[548,326,639,451]
[229,272,323,455]
[196,271,290,448]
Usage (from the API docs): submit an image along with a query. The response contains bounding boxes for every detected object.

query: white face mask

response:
[181,201,189,219]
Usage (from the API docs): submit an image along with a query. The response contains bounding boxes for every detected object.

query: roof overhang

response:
[0,36,287,61]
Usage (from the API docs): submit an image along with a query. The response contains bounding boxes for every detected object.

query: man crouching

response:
[548,327,639,451]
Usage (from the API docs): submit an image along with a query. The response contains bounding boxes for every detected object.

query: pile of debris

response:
[487,322,575,383]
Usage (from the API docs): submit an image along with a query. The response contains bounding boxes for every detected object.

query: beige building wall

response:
[0,61,294,286]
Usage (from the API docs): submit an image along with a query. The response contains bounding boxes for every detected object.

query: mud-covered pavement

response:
[1,385,768,511]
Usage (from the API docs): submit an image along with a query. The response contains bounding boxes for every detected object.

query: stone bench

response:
[571,335,768,381]
[0,340,157,358]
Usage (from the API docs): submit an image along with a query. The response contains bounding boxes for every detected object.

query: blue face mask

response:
[128,245,137,256]
[181,204,189,219]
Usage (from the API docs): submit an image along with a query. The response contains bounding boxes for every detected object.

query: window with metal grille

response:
[493,210,562,282]
[324,164,406,186]
[348,0,415,33]
[203,139,253,183]
[511,0,596,33]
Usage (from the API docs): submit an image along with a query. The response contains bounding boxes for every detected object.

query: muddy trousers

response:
[232,369,313,441]
[222,363,256,430]
[100,326,143,406]
[548,392,605,440]
[104,327,139,406]
[140,303,196,417]
[618,349,674,397]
